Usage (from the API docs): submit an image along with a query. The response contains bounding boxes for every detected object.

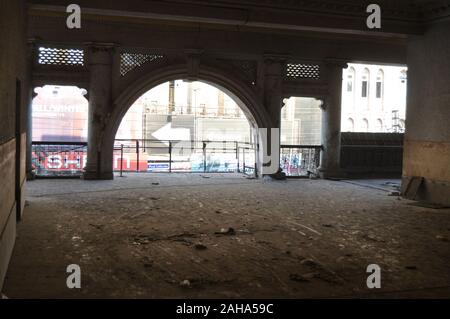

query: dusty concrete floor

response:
[3,173,450,298]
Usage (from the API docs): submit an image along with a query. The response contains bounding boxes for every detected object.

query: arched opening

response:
[280,97,322,177]
[31,85,89,177]
[83,64,271,180]
[346,67,356,93]
[32,85,88,142]
[113,80,256,174]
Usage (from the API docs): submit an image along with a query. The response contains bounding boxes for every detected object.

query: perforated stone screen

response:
[286,63,320,80]
[120,53,164,76]
[38,47,84,66]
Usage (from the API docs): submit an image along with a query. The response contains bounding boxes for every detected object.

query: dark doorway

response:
[15,79,22,221]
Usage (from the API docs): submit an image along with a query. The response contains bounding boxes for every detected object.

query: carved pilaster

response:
[83,43,115,180]
[319,58,348,178]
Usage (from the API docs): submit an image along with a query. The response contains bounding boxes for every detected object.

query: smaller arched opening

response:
[31,85,89,177]
[32,85,88,142]
[280,97,322,177]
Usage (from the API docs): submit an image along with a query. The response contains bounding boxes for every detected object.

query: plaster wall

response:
[403,20,450,205]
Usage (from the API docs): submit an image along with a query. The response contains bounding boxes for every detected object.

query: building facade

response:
[341,63,407,133]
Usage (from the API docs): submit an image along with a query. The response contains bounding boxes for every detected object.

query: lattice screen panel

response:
[286,63,320,80]
[120,53,164,76]
[38,47,84,66]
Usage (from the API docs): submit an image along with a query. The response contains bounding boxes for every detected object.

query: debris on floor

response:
[4,174,450,298]
[215,227,236,236]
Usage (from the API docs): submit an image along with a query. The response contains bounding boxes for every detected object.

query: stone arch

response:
[110,64,270,138]
[97,63,272,179]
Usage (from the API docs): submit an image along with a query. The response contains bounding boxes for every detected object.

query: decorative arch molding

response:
[109,63,271,139]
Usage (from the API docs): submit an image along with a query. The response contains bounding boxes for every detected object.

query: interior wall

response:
[403,20,450,205]
[0,0,28,290]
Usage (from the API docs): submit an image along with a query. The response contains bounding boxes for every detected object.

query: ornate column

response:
[319,59,347,178]
[83,43,115,180]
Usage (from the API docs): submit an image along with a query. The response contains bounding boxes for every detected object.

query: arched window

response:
[377,119,383,132]
[362,118,369,132]
[361,68,370,98]
[376,69,384,99]
[346,118,355,132]
[347,67,355,92]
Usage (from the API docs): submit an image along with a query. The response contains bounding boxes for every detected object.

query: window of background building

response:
[347,67,355,92]
[362,81,368,98]
[362,118,369,132]
[341,63,407,134]
[346,118,354,132]
[377,119,383,132]
[376,69,384,99]
[362,68,370,98]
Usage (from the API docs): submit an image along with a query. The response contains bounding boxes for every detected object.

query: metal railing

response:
[113,139,257,176]
[32,141,88,177]
[31,140,320,178]
[32,139,256,178]
[340,132,403,176]
[280,145,322,177]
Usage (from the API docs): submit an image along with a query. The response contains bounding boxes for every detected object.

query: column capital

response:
[85,43,116,66]
[324,58,348,70]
